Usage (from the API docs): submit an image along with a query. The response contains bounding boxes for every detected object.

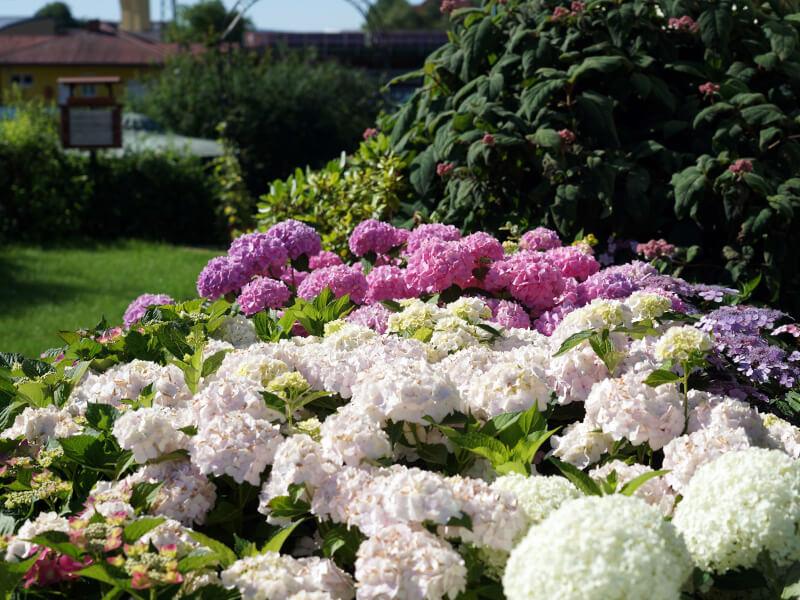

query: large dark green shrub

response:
[378,0,800,311]
[134,50,381,197]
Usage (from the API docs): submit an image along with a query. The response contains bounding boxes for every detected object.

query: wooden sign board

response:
[58,77,123,150]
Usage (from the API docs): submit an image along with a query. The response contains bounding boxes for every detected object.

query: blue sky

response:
[0,1,418,31]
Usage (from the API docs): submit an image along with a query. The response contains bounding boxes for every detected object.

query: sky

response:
[0,1,420,31]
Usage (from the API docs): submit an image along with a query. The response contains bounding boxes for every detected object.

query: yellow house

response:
[0,22,177,104]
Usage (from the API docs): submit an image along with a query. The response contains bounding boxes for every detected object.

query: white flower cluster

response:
[492,473,581,528]
[221,551,354,600]
[1,405,80,445]
[654,325,713,363]
[673,448,800,573]
[5,511,70,562]
[112,406,190,463]
[503,495,692,600]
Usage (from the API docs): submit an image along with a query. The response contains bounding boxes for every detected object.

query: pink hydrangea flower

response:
[237,277,292,315]
[551,6,571,20]
[363,128,378,140]
[558,129,576,145]
[23,549,89,589]
[266,219,322,260]
[440,0,471,14]
[271,265,308,289]
[228,232,288,277]
[309,251,344,270]
[545,245,600,281]
[197,256,251,300]
[297,265,368,304]
[123,293,175,328]
[405,239,474,294]
[347,303,392,333]
[405,223,462,254]
[366,265,414,303]
[455,232,505,288]
[349,219,407,257]
[482,133,496,146]
[486,299,532,330]
[668,15,699,32]
[636,239,677,260]
[485,252,566,312]
[436,162,455,177]
[570,0,585,12]
[729,159,753,175]
[698,82,720,98]
[520,227,562,251]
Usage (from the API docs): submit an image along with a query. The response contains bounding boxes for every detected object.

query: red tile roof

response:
[0,27,182,66]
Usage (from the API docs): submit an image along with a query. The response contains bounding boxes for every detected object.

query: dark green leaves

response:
[643,369,681,387]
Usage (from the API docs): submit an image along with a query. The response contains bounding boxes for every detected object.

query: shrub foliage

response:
[375,0,800,311]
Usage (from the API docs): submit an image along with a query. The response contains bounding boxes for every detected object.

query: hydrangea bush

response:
[1,219,799,598]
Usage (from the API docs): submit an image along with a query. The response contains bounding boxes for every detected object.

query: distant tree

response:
[363,0,454,31]
[166,0,251,44]
[34,2,79,30]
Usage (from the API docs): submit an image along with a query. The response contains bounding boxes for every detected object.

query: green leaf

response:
[201,349,230,378]
[267,494,311,520]
[29,531,84,560]
[764,20,798,61]
[553,329,595,356]
[85,403,119,432]
[698,1,733,50]
[643,369,681,387]
[529,128,562,149]
[449,432,510,465]
[187,530,238,568]
[261,519,306,553]
[619,470,670,496]
[177,550,223,574]
[129,481,164,514]
[588,332,626,374]
[0,556,37,598]
[671,165,707,220]
[549,458,603,496]
[410,146,437,197]
[512,428,560,464]
[568,56,629,83]
[122,516,165,544]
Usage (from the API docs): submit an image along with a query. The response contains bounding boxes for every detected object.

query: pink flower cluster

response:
[349,219,408,257]
[698,82,720,98]
[729,159,754,176]
[22,549,89,589]
[637,239,677,260]
[123,293,175,329]
[440,0,471,14]
[668,15,699,32]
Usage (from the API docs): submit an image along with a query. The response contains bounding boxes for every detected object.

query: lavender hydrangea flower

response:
[297,265,368,304]
[237,277,292,316]
[346,303,392,333]
[197,256,251,300]
[578,270,638,304]
[349,220,406,257]
[404,223,461,255]
[266,219,322,260]
[123,293,175,328]
[228,233,288,277]
[309,251,344,270]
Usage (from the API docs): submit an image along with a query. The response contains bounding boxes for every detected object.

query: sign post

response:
[58,76,123,151]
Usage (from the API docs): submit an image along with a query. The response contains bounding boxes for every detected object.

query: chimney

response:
[120,0,151,33]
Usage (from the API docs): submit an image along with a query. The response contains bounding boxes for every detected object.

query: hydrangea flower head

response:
[349,219,406,257]
[237,277,291,315]
[297,265,368,304]
[228,232,288,276]
[123,293,175,328]
[309,250,343,270]
[654,325,713,363]
[266,219,322,260]
[404,239,473,295]
[405,223,461,254]
[519,227,561,251]
[365,265,413,303]
[197,256,250,300]
[545,245,600,281]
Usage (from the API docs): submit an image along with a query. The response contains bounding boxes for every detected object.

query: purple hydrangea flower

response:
[197,256,250,300]
[237,277,291,316]
[123,293,175,328]
[349,220,406,257]
[346,303,392,333]
[297,265,368,304]
[366,265,414,303]
[404,239,474,295]
[486,299,531,330]
[228,233,288,277]
[519,227,562,251]
[266,219,322,260]
[484,252,566,312]
[578,270,638,303]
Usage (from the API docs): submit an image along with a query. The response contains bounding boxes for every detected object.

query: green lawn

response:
[0,241,221,357]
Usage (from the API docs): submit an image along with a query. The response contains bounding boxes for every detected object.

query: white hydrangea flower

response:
[428,319,483,358]
[687,394,767,443]
[112,407,189,463]
[311,466,376,530]
[654,325,713,363]
[351,359,460,424]
[440,475,527,551]
[125,459,216,526]
[673,449,800,573]
[492,473,581,528]
[762,413,800,458]
[192,379,283,423]
[544,345,609,405]
[589,460,676,515]
[1,405,81,445]
[322,322,377,352]
[5,512,70,562]
[550,299,630,347]
[215,314,259,348]
[139,518,199,554]
[662,424,753,492]
[435,345,499,398]
[355,524,467,600]
[221,552,354,600]
[464,360,551,419]
[492,328,549,352]
[387,300,447,335]
[190,412,283,485]
[258,435,340,517]
[446,297,491,323]
[549,421,613,469]
[585,369,684,450]
[319,404,391,467]
[503,495,692,600]
[624,292,672,321]
[211,349,291,389]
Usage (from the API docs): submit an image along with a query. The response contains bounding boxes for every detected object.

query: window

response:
[80,84,97,97]
[10,74,33,89]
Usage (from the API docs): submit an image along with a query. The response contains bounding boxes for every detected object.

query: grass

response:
[0,240,221,357]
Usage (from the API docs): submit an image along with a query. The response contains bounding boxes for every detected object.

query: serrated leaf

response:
[643,369,681,387]
[261,519,306,553]
[129,481,164,514]
[619,470,670,496]
[553,329,595,356]
[549,458,603,496]
[201,350,230,378]
[122,516,165,544]
[187,531,238,568]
